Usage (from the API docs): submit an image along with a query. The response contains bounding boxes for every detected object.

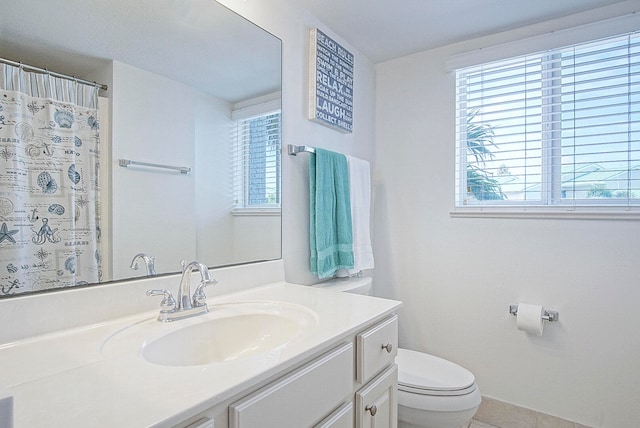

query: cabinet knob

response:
[365,404,377,416]
[381,343,393,353]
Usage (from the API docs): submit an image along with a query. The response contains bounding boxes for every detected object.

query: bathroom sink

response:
[144,312,304,366]
[102,301,317,367]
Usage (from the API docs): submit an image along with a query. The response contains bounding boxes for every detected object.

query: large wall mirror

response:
[0,0,282,297]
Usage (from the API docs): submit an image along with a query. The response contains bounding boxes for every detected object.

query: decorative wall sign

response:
[309,28,354,133]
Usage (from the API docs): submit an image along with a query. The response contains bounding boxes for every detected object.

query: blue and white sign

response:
[309,28,354,133]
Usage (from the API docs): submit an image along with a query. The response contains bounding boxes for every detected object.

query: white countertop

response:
[0,282,400,428]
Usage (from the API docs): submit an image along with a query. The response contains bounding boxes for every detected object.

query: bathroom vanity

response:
[225,313,399,428]
[0,262,400,428]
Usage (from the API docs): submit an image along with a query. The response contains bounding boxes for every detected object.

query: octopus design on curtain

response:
[0,63,102,296]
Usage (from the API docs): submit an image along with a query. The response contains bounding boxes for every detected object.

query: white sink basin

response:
[102,301,317,367]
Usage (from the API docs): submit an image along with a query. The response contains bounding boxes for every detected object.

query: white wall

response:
[232,214,281,262]
[374,4,640,428]
[217,0,377,285]
[110,62,283,277]
[194,92,236,265]
[111,61,197,277]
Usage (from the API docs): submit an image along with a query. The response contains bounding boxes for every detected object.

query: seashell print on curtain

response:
[0,63,102,296]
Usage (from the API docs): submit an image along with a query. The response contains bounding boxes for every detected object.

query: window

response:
[455,32,640,213]
[231,100,281,211]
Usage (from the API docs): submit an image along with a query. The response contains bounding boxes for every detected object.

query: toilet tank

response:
[313,276,372,295]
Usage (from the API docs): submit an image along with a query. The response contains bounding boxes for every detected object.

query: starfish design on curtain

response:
[0,222,18,244]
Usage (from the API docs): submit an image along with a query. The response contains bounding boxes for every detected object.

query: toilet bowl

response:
[312,276,481,428]
[396,348,481,428]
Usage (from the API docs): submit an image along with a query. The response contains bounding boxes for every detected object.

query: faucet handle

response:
[146,256,157,276]
[192,278,217,307]
[146,289,177,312]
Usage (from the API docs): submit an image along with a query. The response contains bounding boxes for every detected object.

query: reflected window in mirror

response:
[232,93,282,213]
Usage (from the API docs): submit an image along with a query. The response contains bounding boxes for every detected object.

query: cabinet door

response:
[355,365,397,428]
[229,342,354,428]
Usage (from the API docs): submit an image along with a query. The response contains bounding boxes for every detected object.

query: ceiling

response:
[0,0,634,99]
[292,0,633,63]
[0,0,281,102]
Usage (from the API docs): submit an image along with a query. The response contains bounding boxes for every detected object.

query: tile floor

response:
[468,420,499,428]
[469,396,591,428]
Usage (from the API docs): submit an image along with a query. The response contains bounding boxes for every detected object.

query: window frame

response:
[231,95,282,214]
[452,32,640,220]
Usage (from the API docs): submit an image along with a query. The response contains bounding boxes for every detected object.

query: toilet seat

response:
[396,348,477,397]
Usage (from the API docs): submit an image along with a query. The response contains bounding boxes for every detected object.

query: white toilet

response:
[313,276,481,428]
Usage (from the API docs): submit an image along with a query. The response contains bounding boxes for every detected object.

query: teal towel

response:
[310,148,355,278]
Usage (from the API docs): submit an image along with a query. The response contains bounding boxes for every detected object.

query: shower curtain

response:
[0,63,102,295]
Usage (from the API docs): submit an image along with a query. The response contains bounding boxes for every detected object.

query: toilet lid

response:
[396,348,475,394]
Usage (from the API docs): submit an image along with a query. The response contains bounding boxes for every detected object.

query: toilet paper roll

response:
[516,303,545,336]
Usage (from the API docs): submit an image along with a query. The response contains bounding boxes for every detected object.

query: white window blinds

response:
[231,101,281,210]
[455,32,640,211]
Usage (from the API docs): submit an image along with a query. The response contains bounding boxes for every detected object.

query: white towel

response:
[337,155,375,277]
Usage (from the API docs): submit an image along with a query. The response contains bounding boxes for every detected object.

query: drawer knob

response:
[381,343,393,353]
[365,404,378,416]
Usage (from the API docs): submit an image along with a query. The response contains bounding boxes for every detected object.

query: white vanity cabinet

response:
[229,343,354,428]
[210,314,399,428]
[175,313,399,428]
[0,278,402,428]
[355,315,398,428]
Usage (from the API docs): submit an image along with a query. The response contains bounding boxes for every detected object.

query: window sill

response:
[231,208,281,217]
[450,207,640,220]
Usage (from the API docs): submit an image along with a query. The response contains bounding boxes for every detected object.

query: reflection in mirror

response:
[0,0,282,297]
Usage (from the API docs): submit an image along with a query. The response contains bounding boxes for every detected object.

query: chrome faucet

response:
[177,261,212,310]
[147,260,217,322]
[129,253,157,276]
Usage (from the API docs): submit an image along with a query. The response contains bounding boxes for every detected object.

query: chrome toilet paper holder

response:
[509,304,559,322]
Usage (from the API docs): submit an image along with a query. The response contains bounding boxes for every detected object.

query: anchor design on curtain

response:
[0,63,102,296]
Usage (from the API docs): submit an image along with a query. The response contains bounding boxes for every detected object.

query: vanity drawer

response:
[356,315,398,384]
[314,402,354,428]
[229,342,354,428]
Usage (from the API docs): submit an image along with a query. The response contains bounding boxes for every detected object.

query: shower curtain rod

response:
[0,57,108,91]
